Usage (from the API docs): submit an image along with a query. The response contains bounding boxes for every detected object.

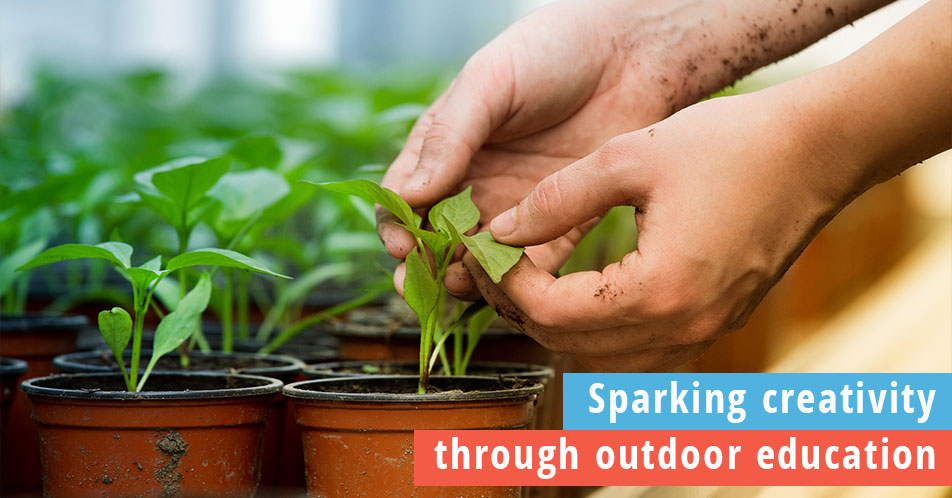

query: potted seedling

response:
[284,180,544,497]
[16,238,289,497]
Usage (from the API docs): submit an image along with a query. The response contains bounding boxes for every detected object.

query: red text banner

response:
[414,430,951,486]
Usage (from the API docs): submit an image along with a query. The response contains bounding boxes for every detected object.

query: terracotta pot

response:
[22,372,281,498]
[0,357,28,429]
[0,313,87,493]
[52,350,305,490]
[285,375,543,498]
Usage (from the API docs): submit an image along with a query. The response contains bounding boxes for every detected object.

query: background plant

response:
[18,243,288,391]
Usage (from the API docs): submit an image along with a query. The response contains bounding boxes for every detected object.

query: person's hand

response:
[378,0,689,298]
[378,0,890,298]
[463,88,855,372]
[464,0,952,373]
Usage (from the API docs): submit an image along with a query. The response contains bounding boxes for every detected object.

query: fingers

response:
[463,252,647,334]
[377,96,446,259]
[400,55,513,207]
[489,136,648,247]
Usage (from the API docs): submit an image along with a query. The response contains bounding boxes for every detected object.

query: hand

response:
[465,0,952,373]
[378,0,689,298]
[378,0,890,298]
[464,90,849,372]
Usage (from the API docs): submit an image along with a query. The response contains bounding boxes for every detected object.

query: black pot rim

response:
[21,372,283,400]
[53,349,305,376]
[0,312,88,332]
[303,360,554,380]
[283,375,543,403]
[0,357,28,375]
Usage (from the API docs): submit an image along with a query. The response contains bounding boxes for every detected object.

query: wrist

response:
[608,0,891,113]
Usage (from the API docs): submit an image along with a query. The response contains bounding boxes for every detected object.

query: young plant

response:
[311,179,523,393]
[17,243,289,392]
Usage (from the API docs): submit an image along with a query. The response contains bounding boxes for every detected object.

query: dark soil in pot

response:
[22,372,281,498]
[303,360,554,381]
[53,350,304,384]
[284,375,543,498]
[0,313,87,493]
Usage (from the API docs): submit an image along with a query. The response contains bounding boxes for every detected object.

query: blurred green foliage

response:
[0,66,446,317]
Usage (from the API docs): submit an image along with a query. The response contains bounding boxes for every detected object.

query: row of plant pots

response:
[1,312,555,497]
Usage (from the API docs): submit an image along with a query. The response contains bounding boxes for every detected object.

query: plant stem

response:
[129,290,145,391]
[222,270,233,354]
[237,271,249,340]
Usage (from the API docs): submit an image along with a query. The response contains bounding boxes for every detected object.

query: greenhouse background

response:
[1,1,949,497]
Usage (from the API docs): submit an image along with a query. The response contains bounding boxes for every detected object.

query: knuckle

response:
[527,175,564,219]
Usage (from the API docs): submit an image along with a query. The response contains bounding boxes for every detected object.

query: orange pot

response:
[21,372,281,498]
[285,376,543,498]
[0,313,86,493]
[52,350,304,490]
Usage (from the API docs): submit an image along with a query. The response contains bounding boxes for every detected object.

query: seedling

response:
[18,243,289,392]
[311,179,523,393]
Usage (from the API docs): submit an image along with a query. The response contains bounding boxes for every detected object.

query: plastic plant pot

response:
[21,372,282,498]
[52,350,305,489]
[284,375,543,498]
[0,357,28,428]
[0,313,87,492]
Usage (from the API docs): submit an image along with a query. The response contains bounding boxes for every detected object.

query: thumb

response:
[490,136,646,246]
[400,55,511,207]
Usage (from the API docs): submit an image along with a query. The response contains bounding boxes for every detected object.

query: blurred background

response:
[1,1,949,496]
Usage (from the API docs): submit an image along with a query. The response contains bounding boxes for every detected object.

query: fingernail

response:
[490,208,517,236]
[403,169,430,193]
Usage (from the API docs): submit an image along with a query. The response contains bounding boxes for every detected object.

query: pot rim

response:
[21,372,283,400]
[283,375,543,403]
[330,323,524,339]
[0,312,88,332]
[53,349,305,376]
[0,357,28,375]
[303,360,554,380]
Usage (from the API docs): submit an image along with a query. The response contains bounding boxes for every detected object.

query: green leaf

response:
[141,255,162,272]
[147,156,230,231]
[0,238,47,298]
[166,248,290,278]
[461,232,524,283]
[229,135,282,169]
[429,186,479,238]
[399,223,449,263]
[403,246,438,325]
[133,188,179,226]
[306,179,420,228]
[138,273,212,391]
[98,307,132,363]
[126,255,167,291]
[256,262,352,341]
[17,242,133,271]
[207,169,290,237]
[152,273,212,358]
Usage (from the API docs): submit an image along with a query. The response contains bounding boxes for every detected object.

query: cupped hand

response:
[465,90,848,372]
[378,0,686,297]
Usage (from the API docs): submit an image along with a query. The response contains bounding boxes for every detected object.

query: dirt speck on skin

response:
[153,430,189,498]
[825,7,835,16]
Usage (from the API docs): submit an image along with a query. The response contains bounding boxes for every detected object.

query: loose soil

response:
[30,374,268,392]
